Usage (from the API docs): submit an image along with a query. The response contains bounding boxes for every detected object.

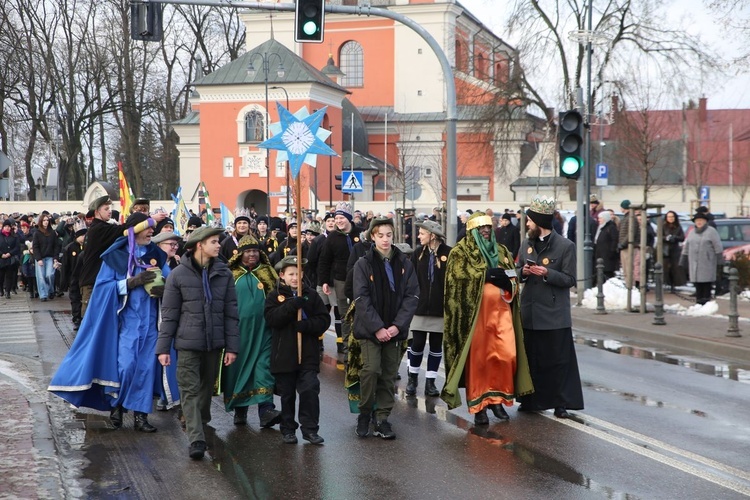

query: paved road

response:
[3,290,750,499]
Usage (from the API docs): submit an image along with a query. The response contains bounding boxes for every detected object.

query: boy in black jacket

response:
[264,255,330,445]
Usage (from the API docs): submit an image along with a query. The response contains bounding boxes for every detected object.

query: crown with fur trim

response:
[528,195,556,215]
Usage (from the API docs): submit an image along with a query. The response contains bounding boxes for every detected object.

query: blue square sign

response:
[342,171,364,193]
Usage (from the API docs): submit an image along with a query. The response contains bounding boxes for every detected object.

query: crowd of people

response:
[5,191,716,461]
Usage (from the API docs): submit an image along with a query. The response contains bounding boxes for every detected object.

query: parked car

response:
[712,218,750,250]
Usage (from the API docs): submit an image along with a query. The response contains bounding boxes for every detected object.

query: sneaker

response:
[189,440,206,460]
[282,433,298,444]
[302,433,325,445]
[373,420,396,440]
[355,413,370,438]
[259,409,282,428]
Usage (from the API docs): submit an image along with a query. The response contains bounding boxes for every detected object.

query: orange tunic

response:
[465,283,516,414]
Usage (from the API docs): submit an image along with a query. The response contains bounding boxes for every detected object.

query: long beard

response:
[527,226,542,240]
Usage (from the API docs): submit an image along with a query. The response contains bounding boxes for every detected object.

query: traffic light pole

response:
[131,0,459,244]
[583,0,594,291]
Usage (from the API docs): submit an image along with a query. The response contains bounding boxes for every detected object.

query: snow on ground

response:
[580,277,724,317]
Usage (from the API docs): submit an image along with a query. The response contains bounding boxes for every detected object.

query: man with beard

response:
[220,208,252,261]
[517,195,583,419]
[441,212,533,425]
[222,234,282,428]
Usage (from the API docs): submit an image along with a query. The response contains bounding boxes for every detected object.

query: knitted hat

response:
[525,195,556,230]
[620,200,631,210]
[187,215,203,228]
[155,218,174,234]
[256,215,270,226]
[335,201,353,222]
[323,211,335,222]
[2,218,14,227]
[501,213,513,221]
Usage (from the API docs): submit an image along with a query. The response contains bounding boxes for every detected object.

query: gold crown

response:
[528,195,556,215]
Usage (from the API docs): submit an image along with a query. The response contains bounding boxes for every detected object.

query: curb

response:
[573,314,750,365]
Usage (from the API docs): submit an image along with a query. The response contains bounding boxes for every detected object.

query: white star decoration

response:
[258,102,338,179]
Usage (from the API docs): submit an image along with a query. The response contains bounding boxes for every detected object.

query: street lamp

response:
[270,85,291,216]
[247,53,286,216]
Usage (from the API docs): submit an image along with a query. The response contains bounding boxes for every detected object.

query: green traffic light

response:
[303,21,318,36]
[561,156,583,176]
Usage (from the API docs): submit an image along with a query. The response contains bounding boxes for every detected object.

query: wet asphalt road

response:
[25,300,750,499]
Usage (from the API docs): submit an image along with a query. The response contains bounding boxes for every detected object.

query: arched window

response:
[495,55,510,86]
[340,41,363,87]
[244,110,264,142]
[455,39,467,72]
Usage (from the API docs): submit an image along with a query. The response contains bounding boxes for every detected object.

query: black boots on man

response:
[424,378,440,397]
[134,412,156,432]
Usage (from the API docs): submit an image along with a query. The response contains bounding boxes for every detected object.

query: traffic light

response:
[295,0,325,43]
[334,174,342,191]
[558,110,584,179]
[131,2,163,42]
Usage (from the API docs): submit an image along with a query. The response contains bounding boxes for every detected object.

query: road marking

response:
[0,311,36,345]
[553,414,750,496]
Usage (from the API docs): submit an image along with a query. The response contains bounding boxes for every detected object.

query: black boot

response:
[424,378,440,397]
[405,372,418,396]
[474,409,489,426]
[134,412,157,432]
[234,406,248,426]
[110,406,123,428]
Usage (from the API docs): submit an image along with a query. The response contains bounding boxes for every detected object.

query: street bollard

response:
[727,267,741,337]
[653,262,666,325]
[595,258,606,315]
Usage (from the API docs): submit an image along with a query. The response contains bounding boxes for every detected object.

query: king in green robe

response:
[441,213,534,417]
[221,235,279,421]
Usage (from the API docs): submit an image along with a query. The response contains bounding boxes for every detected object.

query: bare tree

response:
[504,0,724,118]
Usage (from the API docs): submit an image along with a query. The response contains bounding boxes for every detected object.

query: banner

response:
[199,181,214,224]
[118,161,134,223]
[220,202,235,228]
[171,187,190,236]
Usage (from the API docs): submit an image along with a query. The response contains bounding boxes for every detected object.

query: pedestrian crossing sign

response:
[342,171,364,193]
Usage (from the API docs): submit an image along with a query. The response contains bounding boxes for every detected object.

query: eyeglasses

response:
[164,242,179,248]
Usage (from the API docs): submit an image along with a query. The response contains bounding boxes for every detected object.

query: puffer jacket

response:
[157,254,240,354]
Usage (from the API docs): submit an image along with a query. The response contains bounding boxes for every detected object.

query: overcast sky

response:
[458,0,750,110]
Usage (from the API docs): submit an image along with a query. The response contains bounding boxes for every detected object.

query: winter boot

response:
[405,373,418,396]
[234,405,248,426]
[134,412,157,433]
[424,378,440,397]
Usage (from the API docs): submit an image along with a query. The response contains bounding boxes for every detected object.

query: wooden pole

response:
[295,175,303,364]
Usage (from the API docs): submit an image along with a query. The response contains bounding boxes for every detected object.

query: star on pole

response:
[258,103,338,179]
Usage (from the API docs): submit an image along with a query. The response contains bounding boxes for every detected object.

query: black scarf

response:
[370,248,402,328]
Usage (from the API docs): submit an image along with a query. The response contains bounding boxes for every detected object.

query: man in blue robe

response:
[48,212,168,432]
